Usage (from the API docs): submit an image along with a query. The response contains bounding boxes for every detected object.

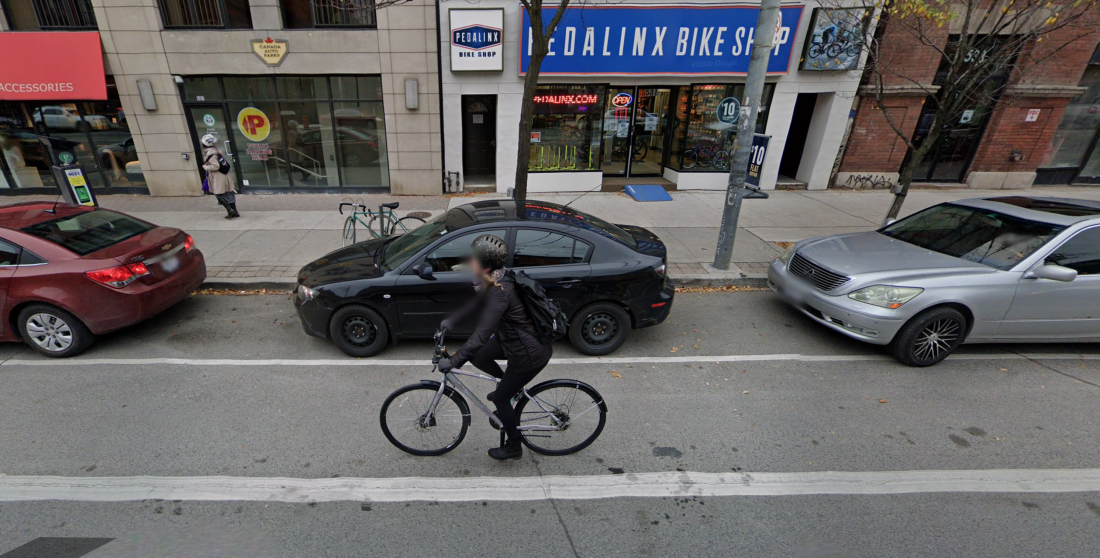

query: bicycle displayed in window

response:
[380,329,608,456]
[680,141,731,171]
[339,200,426,246]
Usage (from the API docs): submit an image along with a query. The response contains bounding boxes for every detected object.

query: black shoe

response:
[229,203,241,219]
[488,440,522,461]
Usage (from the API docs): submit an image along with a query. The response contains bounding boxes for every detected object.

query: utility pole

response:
[712,0,781,270]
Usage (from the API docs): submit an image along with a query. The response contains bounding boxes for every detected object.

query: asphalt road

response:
[0,291,1097,557]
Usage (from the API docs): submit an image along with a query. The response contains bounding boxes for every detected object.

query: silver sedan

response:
[768,196,1100,366]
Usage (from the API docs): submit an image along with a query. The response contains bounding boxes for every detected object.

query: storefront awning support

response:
[713,0,781,271]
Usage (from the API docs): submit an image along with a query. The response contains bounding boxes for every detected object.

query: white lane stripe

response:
[1,469,1099,503]
[2,353,1098,367]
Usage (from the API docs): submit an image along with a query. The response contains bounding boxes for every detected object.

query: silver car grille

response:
[789,253,851,292]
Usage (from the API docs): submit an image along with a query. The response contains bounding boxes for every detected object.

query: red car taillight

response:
[184,235,195,252]
[85,262,149,288]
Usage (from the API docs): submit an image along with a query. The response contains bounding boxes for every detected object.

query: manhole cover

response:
[407,211,432,219]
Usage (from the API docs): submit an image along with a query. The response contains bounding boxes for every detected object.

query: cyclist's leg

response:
[489,359,548,442]
[466,336,505,379]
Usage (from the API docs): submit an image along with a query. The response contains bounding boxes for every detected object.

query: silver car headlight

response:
[847,285,923,309]
[297,284,319,301]
[778,244,797,264]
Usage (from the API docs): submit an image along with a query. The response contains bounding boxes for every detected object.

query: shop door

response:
[462,95,496,178]
[600,87,672,177]
[910,101,990,182]
[188,106,242,189]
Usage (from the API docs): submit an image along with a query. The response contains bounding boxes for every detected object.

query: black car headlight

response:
[297,284,319,302]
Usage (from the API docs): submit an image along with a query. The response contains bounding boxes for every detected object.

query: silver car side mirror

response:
[1030,264,1078,282]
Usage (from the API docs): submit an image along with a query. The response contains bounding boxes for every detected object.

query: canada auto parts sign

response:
[450,8,504,72]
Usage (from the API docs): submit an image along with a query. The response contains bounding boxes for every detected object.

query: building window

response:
[282,0,376,29]
[1,0,97,29]
[528,85,604,172]
[1038,44,1100,185]
[158,0,252,29]
[1,78,146,192]
[669,84,774,172]
[180,76,390,191]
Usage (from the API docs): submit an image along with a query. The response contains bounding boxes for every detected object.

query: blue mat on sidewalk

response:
[624,184,673,202]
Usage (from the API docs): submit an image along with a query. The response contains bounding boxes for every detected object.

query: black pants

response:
[467,336,548,443]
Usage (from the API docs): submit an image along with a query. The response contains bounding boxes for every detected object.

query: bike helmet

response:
[471,234,508,271]
[200,134,217,147]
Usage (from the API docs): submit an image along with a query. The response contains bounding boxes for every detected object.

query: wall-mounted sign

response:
[531,132,541,143]
[611,93,633,108]
[960,109,975,125]
[237,107,271,142]
[533,94,599,105]
[800,8,866,71]
[746,134,770,188]
[251,37,289,67]
[1025,108,1041,122]
[0,32,106,100]
[451,8,505,72]
[716,97,741,125]
[520,5,802,75]
[203,114,216,126]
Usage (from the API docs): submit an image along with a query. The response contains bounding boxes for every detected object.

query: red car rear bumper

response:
[83,250,207,334]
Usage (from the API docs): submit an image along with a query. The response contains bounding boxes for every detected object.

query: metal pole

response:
[713,0,781,270]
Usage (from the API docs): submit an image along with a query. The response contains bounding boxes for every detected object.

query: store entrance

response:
[600,86,672,177]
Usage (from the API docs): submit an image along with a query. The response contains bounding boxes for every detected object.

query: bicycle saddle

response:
[382,202,400,210]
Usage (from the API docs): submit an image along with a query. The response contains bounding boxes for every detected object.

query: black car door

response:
[394,228,508,337]
[509,227,593,317]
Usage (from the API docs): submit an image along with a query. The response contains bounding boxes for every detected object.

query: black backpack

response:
[508,270,568,344]
[216,153,231,175]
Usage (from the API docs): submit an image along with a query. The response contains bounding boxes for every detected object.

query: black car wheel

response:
[17,303,95,358]
[889,306,967,367]
[569,302,630,356]
[329,305,389,357]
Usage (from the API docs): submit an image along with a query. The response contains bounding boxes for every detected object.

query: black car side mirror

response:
[413,264,435,280]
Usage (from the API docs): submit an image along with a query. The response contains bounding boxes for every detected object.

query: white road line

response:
[2,353,1098,367]
[1,469,1098,503]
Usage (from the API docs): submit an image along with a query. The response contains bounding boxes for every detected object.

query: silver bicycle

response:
[380,329,607,456]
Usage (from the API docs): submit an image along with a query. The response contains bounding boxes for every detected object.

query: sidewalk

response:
[39,185,1100,287]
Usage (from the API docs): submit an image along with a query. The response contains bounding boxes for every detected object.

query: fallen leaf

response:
[609,371,622,379]
[692,344,700,349]
[878,399,888,404]
[670,347,679,353]
[999,368,1008,372]
[742,390,750,394]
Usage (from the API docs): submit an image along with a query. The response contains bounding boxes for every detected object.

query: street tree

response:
[853,0,1097,222]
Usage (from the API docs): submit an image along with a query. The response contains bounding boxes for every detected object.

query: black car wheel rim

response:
[913,318,961,362]
[581,312,618,346]
[342,316,377,347]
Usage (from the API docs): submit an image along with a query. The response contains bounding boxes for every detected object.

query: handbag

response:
[202,176,210,193]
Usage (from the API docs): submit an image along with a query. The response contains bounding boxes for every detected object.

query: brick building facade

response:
[836,8,1100,190]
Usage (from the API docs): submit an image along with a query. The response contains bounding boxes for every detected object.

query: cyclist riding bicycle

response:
[435,234,553,461]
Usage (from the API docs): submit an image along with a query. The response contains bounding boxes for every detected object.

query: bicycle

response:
[680,141,730,171]
[380,329,608,456]
[339,200,426,246]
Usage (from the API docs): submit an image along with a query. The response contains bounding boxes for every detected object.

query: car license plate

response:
[160,256,180,274]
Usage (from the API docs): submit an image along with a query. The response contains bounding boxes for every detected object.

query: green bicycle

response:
[339,201,426,246]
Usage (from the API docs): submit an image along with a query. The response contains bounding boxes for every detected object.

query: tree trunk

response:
[883,127,941,225]
[513,54,544,201]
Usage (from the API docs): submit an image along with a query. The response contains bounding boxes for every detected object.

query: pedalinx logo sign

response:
[236,107,270,142]
[450,8,504,72]
[453,25,502,51]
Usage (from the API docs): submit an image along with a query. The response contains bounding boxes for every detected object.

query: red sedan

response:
[0,202,206,357]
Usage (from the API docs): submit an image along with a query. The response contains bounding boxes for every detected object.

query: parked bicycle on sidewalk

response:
[339,200,426,246]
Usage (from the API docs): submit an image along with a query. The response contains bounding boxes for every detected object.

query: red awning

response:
[0,32,106,101]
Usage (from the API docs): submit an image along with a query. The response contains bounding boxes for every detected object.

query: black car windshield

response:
[880,203,1064,270]
[381,214,450,269]
[21,209,154,256]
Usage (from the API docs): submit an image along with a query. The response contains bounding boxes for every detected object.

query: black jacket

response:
[449,275,552,372]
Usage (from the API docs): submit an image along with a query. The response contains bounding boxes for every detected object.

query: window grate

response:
[159,0,226,28]
[310,0,376,27]
[31,0,97,29]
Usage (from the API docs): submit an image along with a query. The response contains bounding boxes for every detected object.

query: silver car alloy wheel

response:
[912,318,961,362]
[26,312,74,352]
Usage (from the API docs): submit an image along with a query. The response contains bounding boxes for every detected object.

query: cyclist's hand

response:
[440,319,453,332]
[437,357,454,372]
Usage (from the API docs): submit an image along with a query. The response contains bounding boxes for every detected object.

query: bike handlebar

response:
[338,202,368,215]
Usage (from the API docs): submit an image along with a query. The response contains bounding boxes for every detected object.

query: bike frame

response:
[422,367,564,432]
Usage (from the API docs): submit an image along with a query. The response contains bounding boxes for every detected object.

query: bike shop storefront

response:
[528,83,774,181]
[180,75,392,193]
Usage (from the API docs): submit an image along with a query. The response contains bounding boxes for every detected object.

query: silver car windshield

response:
[880,203,1065,271]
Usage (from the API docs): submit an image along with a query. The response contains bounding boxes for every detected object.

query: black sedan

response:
[294,199,674,357]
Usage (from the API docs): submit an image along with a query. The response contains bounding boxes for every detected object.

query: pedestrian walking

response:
[200,134,240,219]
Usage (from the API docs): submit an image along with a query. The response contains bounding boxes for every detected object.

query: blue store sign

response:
[520,4,803,75]
[453,24,503,51]
[716,97,741,124]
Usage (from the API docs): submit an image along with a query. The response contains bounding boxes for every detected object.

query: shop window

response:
[223,77,278,101]
[1038,46,1100,184]
[183,77,224,103]
[670,84,774,172]
[0,78,145,191]
[281,0,376,28]
[157,0,252,29]
[330,77,384,102]
[528,85,604,172]
[1,0,97,30]
[277,77,330,101]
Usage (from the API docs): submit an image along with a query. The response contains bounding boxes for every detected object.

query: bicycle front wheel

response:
[342,216,357,246]
[380,382,470,456]
[712,150,731,171]
[516,379,606,456]
[680,150,699,169]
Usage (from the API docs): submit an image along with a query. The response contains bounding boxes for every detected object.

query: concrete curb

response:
[672,275,769,288]
[201,279,297,292]
[200,273,770,292]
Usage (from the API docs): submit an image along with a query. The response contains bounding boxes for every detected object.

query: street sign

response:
[746,134,770,189]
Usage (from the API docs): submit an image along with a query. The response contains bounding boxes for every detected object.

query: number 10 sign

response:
[746,134,770,188]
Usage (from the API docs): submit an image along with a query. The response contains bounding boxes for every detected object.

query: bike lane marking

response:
[1,469,1099,503]
[2,353,1098,367]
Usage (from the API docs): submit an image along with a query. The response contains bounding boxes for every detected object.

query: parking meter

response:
[51,162,98,207]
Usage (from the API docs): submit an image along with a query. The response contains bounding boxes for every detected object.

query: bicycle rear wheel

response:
[396,215,426,234]
[712,150,731,171]
[515,379,606,456]
[342,216,357,246]
[367,214,391,239]
[380,382,470,456]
